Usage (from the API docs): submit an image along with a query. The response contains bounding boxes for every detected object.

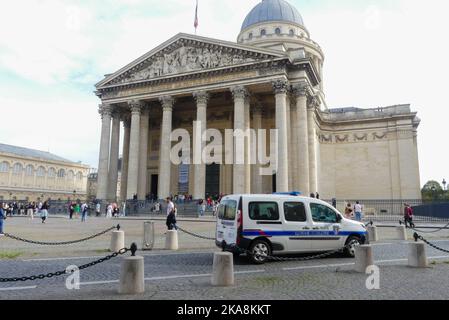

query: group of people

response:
[68,201,90,222]
[197,196,221,217]
[0,200,50,231]
[344,201,364,221]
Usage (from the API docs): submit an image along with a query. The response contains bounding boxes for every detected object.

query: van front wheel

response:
[344,236,361,258]
[248,240,271,264]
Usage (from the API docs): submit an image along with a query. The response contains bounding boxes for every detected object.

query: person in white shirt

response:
[165,198,177,230]
[106,204,113,218]
[353,201,363,221]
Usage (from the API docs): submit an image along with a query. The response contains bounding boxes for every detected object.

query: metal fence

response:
[323,199,449,222]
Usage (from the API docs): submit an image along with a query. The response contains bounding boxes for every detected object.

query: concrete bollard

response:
[110,230,125,252]
[354,245,374,273]
[211,252,234,286]
[408,242,428,268]
[165,230,179,250]
[367,226,378,242]
[395,226,407,241]
[118,256,145,294]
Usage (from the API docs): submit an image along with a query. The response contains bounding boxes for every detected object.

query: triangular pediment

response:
[96,33,288,88]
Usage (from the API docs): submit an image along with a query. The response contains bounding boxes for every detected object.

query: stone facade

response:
[0,144,90,201]
[93,1,421,202]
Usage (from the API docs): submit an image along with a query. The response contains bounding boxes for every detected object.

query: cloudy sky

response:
[0,0,447,187]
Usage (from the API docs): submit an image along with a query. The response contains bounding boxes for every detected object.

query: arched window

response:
[25,165,34,176]
[48,168,56,178]
[36,166,46,177]
[289,29,295,36]
[260,29,266,36]
[0,162,9,173]
[58,169,66,178]
[12,163,23,175]
[67,170,74,180]
[275,27,281,35]
[77,172,83,180]
[248,32,253,40]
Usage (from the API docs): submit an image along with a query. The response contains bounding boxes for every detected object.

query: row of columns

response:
[96,80,319,201]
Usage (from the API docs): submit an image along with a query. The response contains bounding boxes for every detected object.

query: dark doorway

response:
[272,174,277,193]
[206,164,220,198]
[151,174,158,198]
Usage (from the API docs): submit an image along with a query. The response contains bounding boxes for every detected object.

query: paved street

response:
[1,217,449,300]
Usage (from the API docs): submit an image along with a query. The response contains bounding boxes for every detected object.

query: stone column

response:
[158,96,174,200]
[137,107,150,200]
[193,91,209,200]
[120,118,131,202]
[108,111,121,201]
[96,104,112,200]
[251,105,263,194]
[286,94,292,190]
[230,86,248,194]
[126,101,143,200]
[244,97,252,194]
[292,84,310,195]
[272,80,289,193]
[289,94,299,191]
[308,96,319,194]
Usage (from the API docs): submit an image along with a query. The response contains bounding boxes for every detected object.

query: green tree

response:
[421,180,446,201]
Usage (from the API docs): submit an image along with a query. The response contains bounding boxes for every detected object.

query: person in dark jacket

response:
[0,202,5,235]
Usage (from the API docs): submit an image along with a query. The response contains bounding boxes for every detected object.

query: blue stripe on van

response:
[242,230,367,237]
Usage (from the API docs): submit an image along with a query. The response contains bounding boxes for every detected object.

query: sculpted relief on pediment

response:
[109,44,262,85]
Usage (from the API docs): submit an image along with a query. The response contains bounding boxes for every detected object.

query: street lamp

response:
[443,179,447,191]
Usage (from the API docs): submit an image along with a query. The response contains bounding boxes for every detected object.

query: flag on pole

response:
[194,0,199,33]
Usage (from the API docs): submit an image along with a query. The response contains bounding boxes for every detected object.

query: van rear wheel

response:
[248,240,271,264]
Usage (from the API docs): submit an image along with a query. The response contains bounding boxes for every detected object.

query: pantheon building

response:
[94,0,421,202]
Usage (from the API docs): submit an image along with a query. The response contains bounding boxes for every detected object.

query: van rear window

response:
[218,200,237,221]
[249,202,279,221]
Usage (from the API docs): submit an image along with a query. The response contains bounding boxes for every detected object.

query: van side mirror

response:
[336,214,342,223]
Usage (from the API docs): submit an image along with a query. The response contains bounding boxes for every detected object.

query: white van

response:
[216,194,367,264]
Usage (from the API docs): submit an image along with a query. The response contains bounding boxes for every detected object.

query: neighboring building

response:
[93,0,421,201]
[0,143,90,201]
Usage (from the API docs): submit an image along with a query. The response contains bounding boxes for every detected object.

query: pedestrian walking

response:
[0,202,5,235]
[404,203,415,228]
[165,197,177,230]
[27,202,35,220]
[74,203,80,219]
[95,202,101,217]
[106,203,113,218]
[69,202,75,219]
[344,202,353,219]
[353,201,363,222]
[40,201,49,224]
[81,202,89,222]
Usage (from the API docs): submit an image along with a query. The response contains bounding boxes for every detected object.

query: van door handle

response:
[312,227,320,230]
[303,227,310,230]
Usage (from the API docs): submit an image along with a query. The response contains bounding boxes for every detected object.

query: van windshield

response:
[218,200,237,221]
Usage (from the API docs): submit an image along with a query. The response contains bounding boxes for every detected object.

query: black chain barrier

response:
[407,221,449,234]
[222,241,350,262]
[2,224,121,246]
[0,243,137,283]
[176,226,216,241]
[176,225,353,262]
[413,232,449,254]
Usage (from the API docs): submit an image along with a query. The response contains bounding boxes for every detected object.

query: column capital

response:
[128,100,145,114]
[159,96,175,111]
[307,95,321,110]
[272,79,289,94]
[230,86,249,100]
[291,82,310,98]
[98,104,112,118]
[193,91,209,105]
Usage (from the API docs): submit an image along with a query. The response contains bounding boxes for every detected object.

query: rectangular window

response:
[310,203,338,223]
[218,200,237,221]
[284,202,307,222]
[249,202,279,221]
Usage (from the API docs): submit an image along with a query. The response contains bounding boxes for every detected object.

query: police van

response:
[216,194,367,264]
